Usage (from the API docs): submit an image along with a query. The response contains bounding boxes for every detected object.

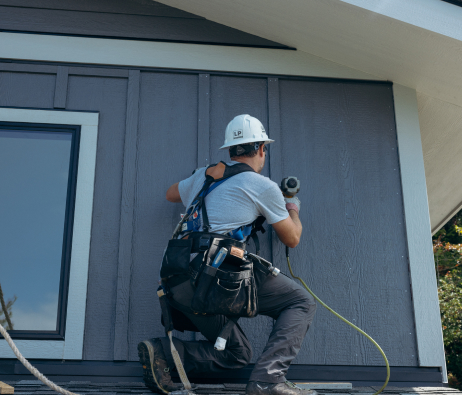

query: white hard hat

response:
[219,114,274,150]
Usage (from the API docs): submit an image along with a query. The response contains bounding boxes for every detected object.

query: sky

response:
[0,129,72,331]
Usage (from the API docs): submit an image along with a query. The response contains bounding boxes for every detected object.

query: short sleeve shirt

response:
[178,162,288,235]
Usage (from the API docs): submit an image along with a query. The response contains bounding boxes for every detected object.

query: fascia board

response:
[0,32,379,81]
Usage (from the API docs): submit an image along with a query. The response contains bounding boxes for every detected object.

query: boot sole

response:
[138,341,169,394]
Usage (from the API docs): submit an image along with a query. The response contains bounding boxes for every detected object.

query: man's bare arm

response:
[271,210,302,248]
[166,182,182,203]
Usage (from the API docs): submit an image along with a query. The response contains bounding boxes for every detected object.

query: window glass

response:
[0,129,72,331]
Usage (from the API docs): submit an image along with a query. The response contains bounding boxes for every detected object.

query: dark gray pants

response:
[161,270,316,384]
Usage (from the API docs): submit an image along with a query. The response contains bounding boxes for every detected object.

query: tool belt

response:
[161,232,258,318]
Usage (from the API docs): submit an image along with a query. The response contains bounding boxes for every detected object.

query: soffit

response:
[418,94,462,234]
[155,0,462,108]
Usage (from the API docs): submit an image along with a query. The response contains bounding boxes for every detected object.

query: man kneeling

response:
[139,115,317,395]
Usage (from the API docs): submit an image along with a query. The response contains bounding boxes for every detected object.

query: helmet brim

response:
[219,138,275,150]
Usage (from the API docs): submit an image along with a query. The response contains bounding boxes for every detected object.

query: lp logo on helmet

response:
[233,130,243,139]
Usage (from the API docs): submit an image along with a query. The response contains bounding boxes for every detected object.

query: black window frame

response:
[0,121,81,340]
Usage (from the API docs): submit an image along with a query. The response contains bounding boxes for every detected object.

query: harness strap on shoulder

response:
[178,162,267,239]
[201,176,229,233]
[184,162,255,235]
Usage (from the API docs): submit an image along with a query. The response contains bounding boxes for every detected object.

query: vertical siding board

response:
[209,76,269,168]
[197,74,210,168]
[267,78,284,262]
[205,75,274,361]
[267,78,282,180]
[53,66,69,109]
[278,80,416,366]
[66,75,128,360]
[114,70,141,361]
[128,72,199,360]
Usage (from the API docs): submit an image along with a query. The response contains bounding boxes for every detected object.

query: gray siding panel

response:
[68,67,129,78]
[127,72,199,361]
[0,60,417,370]
[114,70,141,361]
[277,80,417,366]
[197,74,210,169]
[267,77,287,298]
[0,71,55,108]
[0,2,290,48]
[0,63,57,74]
[66,75,128,361]
[53,66,69,109]
[208,75,275,361]
[209,76,269,166]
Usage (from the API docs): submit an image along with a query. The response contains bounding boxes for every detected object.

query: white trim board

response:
[392,85,446,378]
[0,108,99,360]
[0,32,379,81]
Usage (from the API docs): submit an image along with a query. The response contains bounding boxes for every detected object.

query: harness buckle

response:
[198,236,211,251]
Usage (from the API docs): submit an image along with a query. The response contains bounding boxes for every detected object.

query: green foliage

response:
[434,208,462,390]
[439,271,462,390]
[434,209,462,245]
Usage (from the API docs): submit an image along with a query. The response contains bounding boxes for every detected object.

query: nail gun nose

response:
[281,176,301,197]
[287,178,298,189]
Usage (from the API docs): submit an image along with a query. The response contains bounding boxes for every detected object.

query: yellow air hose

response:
[285,249,390,395]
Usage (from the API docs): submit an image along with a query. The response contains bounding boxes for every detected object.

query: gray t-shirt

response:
[178,162,288,235]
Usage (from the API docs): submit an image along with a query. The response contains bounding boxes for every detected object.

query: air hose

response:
[285,246,390,395]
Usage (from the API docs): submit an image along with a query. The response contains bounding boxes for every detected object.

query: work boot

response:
[246,381,318,395]
[138,338,181,394]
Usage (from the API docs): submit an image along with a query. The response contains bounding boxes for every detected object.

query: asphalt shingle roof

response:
[2,381,461,395]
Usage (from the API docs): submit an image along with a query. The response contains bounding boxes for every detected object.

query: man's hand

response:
[166,182,182,203]
[272,209,302,248]
[284,196,300,215]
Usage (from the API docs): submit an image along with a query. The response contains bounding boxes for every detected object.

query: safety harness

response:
[173,161,266,253]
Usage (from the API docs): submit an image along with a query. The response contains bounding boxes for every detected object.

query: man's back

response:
[178,162,288,235]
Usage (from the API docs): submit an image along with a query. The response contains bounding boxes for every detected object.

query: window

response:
[0,122,80,340]
[0,108,98,359]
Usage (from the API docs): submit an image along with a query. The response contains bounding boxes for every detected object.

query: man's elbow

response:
[286,235,300,249]
[166,183,181,203]
[166,190,175,202]
[166,191,180,203]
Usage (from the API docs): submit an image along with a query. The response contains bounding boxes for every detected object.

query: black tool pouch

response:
[190,239,257,318]
[160,238,193,280]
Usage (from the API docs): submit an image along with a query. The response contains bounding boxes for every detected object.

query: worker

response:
[138,114,317,395]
